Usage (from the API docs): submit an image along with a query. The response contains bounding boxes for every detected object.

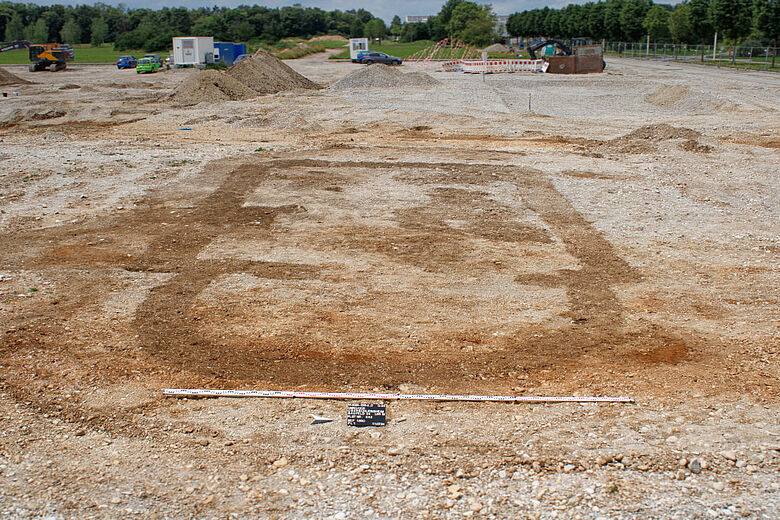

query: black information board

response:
[347,403,386,427]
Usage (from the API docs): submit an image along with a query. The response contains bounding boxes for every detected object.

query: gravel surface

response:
[0,56,777,519]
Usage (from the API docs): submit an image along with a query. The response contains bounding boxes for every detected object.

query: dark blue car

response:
[117,55,138,69]
[355,51,402,65]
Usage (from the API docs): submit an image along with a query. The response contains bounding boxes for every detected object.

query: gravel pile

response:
[484,43,511,53]
[227,48,321,94]
[0,67,32,86]
[169,49,320,105]
[169,70,257,105]
[644,84,690,108]
[600,123,703,154]
[330,64,440,90]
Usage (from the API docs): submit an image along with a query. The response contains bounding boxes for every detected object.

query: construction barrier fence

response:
[442,59,544,73]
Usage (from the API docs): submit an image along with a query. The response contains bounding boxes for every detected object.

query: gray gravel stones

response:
[330,64,440,90]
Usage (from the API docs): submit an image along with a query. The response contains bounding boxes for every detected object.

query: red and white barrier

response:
[442,59,543,73]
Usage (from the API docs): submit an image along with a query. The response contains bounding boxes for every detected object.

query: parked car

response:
[136,57,161,74]
[116,55,137,69]
[143,54,163,66]
[356,51,402,65]
[233,54,251,64]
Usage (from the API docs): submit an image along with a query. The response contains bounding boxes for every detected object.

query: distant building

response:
[495,15,509,37]
[405,16,430,23]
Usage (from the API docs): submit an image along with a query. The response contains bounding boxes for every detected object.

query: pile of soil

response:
[644,85,690,108]
[330,64,440,90]
[169,49,321,105]
[169,70,257,105]
[484,43,511,53]
[226,48,321,94]
[600,124,704,154]
[309,35,347,42]
[0,67,32,87]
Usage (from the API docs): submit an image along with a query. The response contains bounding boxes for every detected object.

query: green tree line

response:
[0,2,387,51]
[506,0,778,46]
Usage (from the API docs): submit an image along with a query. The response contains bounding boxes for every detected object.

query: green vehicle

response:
[136,57,160,74]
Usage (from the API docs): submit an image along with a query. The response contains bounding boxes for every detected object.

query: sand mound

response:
[1,107,66,128]
[169,70,258,105]
[226,48,321,94]
[484,43,510,53]
[645,85,690,108]
[0,67,32,87]
[309,35,347,42]
[645,84,730,113]
[330,64,440,90]
[600,124,703,154]
[623,124,701,141]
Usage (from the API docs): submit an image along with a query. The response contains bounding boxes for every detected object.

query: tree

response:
[754,0,779,66]
[447,2,495,46]
[31,17,48,43]
[90,17,108,46]
[389,15,402,37]
[400,22,429,42]
[587,2,607,40]
[60,17,81,44]
[711,0,752,41]
[604,0,626,40]
[232,20,254,42]
[506,12,523,37]
[620,0,651,41]
[754,0,779,44]
[438,0,465,29]
[688,0,713,43]
[669,2,694,42]
[349,17,364,38]
[643,4,671,41]
[5,12,24,41]
[365,18,386,40]
[711,0,752,63]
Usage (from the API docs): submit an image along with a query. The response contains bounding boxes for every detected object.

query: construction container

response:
[349,38,368,61]
[545,55,577,74]
[172,37,215,66]
[213,42,247,66]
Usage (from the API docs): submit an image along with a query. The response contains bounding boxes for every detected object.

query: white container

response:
[172,37,215,66]
[349,38,368,61]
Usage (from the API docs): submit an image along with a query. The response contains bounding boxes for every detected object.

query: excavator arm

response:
[526,39,573,60]
[0,40,32,53]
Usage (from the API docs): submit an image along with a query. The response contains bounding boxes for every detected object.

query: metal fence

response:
[602,41,779,70]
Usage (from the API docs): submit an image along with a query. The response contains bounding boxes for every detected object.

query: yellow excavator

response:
[0,40,74,71]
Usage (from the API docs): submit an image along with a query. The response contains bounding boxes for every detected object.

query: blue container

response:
[214,42,247,66]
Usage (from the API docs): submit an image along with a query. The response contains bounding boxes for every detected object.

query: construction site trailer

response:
[349,38,368,61]
[172,37,214,66]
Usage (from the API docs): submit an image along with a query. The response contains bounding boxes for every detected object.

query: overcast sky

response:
[20,1,583,23]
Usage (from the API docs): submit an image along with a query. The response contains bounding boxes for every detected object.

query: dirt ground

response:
[0,55,778,519]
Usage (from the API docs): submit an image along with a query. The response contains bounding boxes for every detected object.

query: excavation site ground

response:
[0,55,778,519]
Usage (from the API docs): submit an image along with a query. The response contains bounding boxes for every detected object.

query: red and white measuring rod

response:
[163,388,634,403]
